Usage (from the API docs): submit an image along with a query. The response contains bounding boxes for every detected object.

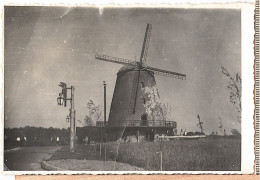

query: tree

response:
[83,115,93,126]
[231,129,241,137]
[85,100,103,126]
[77,100,103,127]
[142,86,173,121]
[218,116,223,135]
[221,66,241,123]
[160,102,173,121]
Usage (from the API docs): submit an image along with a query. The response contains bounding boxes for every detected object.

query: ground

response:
[47,159,144,171]
[4,146,60,171]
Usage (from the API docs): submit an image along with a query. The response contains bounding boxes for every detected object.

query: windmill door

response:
[141,114,148,126]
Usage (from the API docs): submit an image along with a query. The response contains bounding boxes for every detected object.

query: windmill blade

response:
[128,70,141,114]
[146,66,186,80]
[140,24,152,65]
[95,54,138,67]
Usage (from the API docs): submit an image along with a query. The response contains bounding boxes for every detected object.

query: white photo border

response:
[0,2,255,175]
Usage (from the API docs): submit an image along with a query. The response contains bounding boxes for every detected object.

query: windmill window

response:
[141,82,145,88]
[142,98,146,104]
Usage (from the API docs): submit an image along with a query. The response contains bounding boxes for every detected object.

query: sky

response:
[4,6,241,134]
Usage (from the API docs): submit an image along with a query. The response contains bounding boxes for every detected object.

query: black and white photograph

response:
[2,5,255,173]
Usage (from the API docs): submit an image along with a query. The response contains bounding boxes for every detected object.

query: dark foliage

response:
[4,126,70,149]
[231,129,241,137]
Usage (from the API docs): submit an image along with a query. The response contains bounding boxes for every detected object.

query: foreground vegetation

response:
[49,136,241,171]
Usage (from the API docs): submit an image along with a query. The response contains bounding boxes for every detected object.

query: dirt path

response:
[46,159,144,171]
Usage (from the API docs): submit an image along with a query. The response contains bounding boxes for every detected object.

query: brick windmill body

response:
[95,24,186,142]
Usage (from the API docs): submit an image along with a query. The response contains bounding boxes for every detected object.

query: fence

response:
[96,120,176,128]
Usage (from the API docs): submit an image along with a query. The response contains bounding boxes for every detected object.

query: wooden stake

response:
[137,130,139,143]
[103,81,107,126]
[105,147,107,160]
[160,151,163,171]
[100,144,102,158]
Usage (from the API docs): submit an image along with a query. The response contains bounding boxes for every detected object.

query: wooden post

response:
[160,151,163,171]
[137,130,140,143]
[105,147,107,160]
[100,144,102,158]
[103,81,107,126]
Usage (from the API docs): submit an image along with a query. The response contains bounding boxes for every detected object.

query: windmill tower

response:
[95,24,186,127]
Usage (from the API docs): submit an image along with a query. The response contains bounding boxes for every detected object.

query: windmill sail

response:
[147,66,186,80]
[128,70,141,114]
[95,54,186,80]
[129,24,152,115]
[95,54,138,67]
[140,24,152,65]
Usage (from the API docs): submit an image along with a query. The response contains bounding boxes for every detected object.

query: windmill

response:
[95,23,186,127]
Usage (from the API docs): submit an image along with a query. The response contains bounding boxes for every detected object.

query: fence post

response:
[105,146,107,160]
[100,144,102,158]
[160,151,163,171]
[137,130,139,143]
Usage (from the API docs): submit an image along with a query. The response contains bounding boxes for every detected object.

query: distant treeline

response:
[4,126,70,149]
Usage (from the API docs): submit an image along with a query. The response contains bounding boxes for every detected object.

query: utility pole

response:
[57,82,76,153]
[70,86,75,153]
[103,81,107,126]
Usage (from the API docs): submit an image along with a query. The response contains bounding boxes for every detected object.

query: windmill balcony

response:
[96,120,176,128]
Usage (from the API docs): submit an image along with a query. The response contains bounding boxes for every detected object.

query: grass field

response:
[49,136,241,171]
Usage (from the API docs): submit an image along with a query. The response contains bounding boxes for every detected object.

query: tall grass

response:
[103,137,241,171]
[50,137,241,171]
